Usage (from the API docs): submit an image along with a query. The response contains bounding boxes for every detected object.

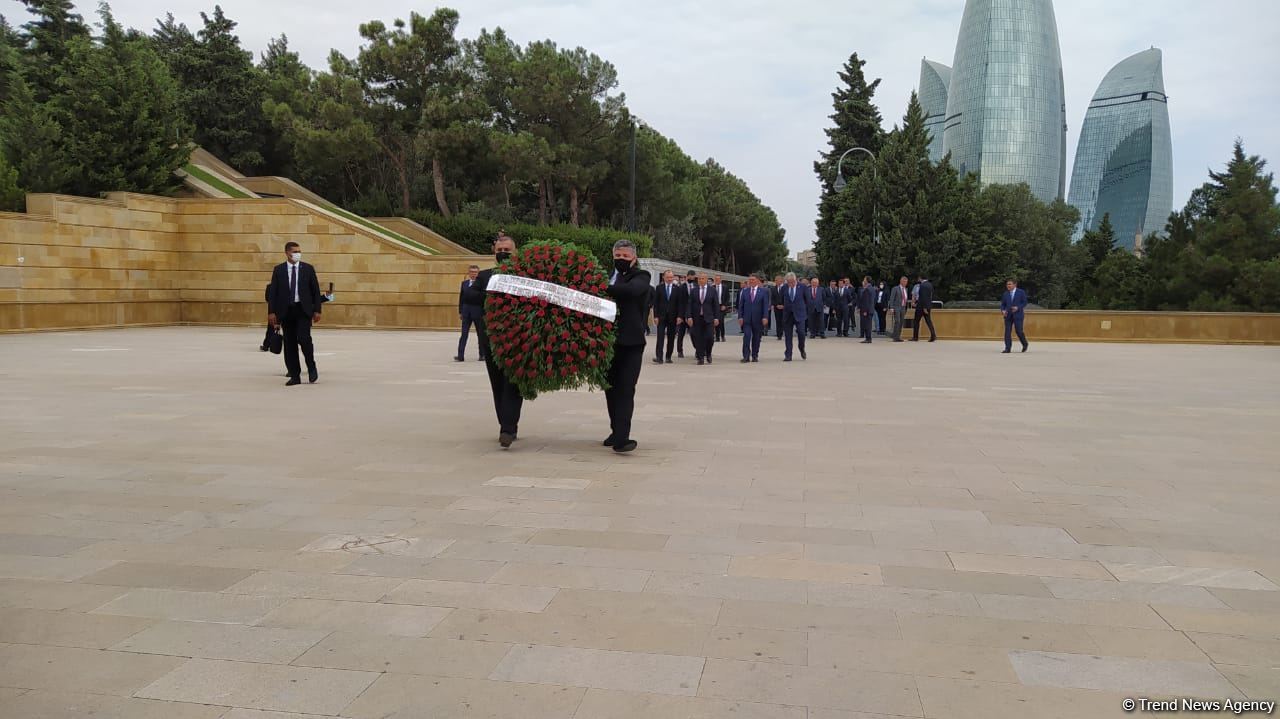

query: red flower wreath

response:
[483,241,617,400]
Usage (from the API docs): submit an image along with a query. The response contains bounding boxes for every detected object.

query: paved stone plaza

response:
[1,327,1278,718]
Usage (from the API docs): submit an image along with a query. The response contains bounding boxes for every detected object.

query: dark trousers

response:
[808,309,825,338]
[691,320,715,359]
[281,304,316,379]
[457,312,483,359]
[715,312,727,341]
[783,312,806,359]
[741,319,764,360]
[605,344,644,442]
[1005,315,1028,350]
[839,307,852,336]
[774,308,785,338]
[655,317,679,360]
[876,308,887,333]
[676,322,687,355]
[479,329,523,434]
[860,311,873,341]
[912,308,937,340]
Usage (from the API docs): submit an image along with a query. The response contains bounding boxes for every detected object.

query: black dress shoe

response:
[665,356,672,363]
[454,356,464,362]
[740,358,749,363]
[678,352,684,358]
[613,440,638,453]
[751,357,758,362]
[707,357,713,364]
[1002,349,1011,354]
[929,338,936,342]
[697,358,704,366]
[800,350,807,360]
[784,357,792,362]
[893,338,904,343]
[308,369,318,383]
[861,340,872,344]
[285,377,301,386]
[1022,345,1029,353]
[603,436,615,447]
[259,345,269,352]
[499,432,515,448]
[652,357,663,365]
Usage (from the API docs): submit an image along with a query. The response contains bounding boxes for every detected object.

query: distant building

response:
[796,249,817,270]
[919,59,952,163]
[1066,48,1173,248]
[941,0,1068,202]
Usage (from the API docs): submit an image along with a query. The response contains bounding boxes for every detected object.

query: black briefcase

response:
[268,328,283,354]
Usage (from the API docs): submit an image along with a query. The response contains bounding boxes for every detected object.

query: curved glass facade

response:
[1067,48,1173,248]
[919,59,952,163]
[942,0,1068,202]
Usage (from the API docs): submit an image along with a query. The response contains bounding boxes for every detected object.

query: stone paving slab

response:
[1,327,1278,716]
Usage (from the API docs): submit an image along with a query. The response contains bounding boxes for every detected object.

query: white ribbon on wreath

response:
[486,273,617,323]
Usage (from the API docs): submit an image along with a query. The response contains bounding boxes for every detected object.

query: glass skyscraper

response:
[919,59,952,163]
[941,0,1068,202]
[1066,48,1173,248]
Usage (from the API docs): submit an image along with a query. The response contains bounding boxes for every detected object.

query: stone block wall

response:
[0,192,484,332]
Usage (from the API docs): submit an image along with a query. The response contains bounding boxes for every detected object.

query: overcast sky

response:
[88,0,1280,255]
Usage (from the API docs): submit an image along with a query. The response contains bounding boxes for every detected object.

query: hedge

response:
[406,211,653,265]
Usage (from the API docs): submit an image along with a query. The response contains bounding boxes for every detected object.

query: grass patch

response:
[322,204,437,255]
[182,164,252,199]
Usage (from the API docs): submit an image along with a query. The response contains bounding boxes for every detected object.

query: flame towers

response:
[941,0,1068,203]
[1066,49,1173,248]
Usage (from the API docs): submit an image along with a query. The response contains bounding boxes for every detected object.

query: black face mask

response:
[614,258,632,274]
[495,251,511,263]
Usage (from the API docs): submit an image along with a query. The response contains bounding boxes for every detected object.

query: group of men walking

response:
[650,270,734,366]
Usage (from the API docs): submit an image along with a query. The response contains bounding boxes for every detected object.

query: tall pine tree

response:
[813,53,884,278]
[15,0,88,102]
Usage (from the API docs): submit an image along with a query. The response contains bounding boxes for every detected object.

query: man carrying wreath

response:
[602,240,651,454]
[463,234,524,448]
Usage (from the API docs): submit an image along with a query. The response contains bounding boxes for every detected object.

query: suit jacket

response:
[738,285,771,325]
[1000,288,1028,316]
[889,285,909,312]
[770,284,785,310]
[606,267,652,347]
[268,261,322,317]
[803,286,825,314]
[874,288,887,310]
[856,286,875,313]
[916,280,935,308]
[782,283,808,325]
[459,278,483,318]
[685,284,719,325]
[713,284,728,319]
[653,282,685,321]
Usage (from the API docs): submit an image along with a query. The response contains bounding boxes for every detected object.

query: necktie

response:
[289,264,297,301]
[751,287,756,303]
[666,285,671,300]
[700,287,706,304]
[812,288,816,300]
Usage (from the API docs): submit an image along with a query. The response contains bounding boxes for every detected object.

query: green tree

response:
[976,184,1079,308]
[14,0,89,102]
[1093,249,1148,310]
[0,150,23,211]
[650,215,701,265]
[153,6,268,172]
[52,7,190,196]
[814,52,884,276]
[258,34,312,176]
[0,36,71,194]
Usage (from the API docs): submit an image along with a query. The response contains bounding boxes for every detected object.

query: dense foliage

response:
[0,2,787,275]
[407,210,651,265]
[813,55,1280,312]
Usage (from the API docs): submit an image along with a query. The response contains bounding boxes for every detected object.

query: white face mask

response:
[290,252,302,263]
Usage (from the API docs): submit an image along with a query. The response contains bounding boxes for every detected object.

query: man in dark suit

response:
[806,278,827,339]
[889,276,909,342]
[825,280,840,335]
[651,270,685,364]
[676,270,696,358]
[737,274,770,363]
[874,281,888,335]
[1000,278,1029,353]
[835,278,854,337]
[781,272,808,361]
[456,265,484,362]
[857,276,876,343]
[713,275,728,342]
[685,272,719,365]
[462,234,524,448]
[911,275,937,342]
[603,240,651,453]
[267,242,323,386]
[771,275,785,339]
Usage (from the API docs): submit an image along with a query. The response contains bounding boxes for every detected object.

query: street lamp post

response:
[833,147,877,244]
